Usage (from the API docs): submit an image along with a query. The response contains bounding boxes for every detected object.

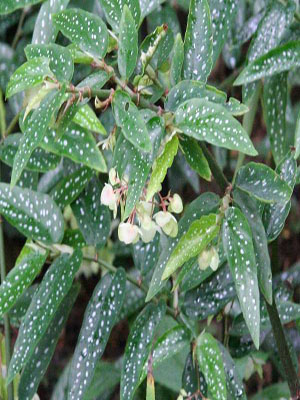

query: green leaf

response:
[53,9,108,59]
[32,0,70,45]
[183,0,213,82]
[11,88,65,187]
[146,135,179,201]
[140,0,163,19]
[235,40,300,86]
[68,268,126,400]
[263,73,288,165]
[180,136,211,181]
[294,109,300,159]
[5,57,53,98]
[25,43,74,82]
[182,263,235,320]
[147,3,181,39]
[251,382,290,400]
[7,250,82,382]
[234,189,272,305]
[18,170,39,190]
[98,0,141,31]
[196,332,227,400]
[18,283,79,400]
[182,352,207,398]
[176,257,213,292]
[218,342,247,400]
[71,177,111,249]
[50,166,93,209]
[0,246,48,318]
[222,206,260,348]
[146,192,219,301]
[73,104,106,135]
[0,183,64,244]
[0,133,60,172]
[174,99,257,156]
[42,123,107,172]
[170,33,184,86]
[132,233,160,276]
[63,229,86,249]
[77,70,110,92]
[263,153,297,242]
[112,90,152,153]
[118,6,138,80]
[120,302,166,400]
[162,213,219,280]
[235,162,292,204]
[0,0,42,15]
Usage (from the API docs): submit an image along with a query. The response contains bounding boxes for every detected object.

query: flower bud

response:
[101,183,116,211]
[198,248,213,271]
[210,246,219,271]
[109,168,118,186]
[118,222,140,244]
[168,193,183,214]
[162,215,178,237]
[140,221,157,243]
[154,211,172,228]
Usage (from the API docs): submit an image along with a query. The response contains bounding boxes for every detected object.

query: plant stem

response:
[0,167,13,400]
[12,7,28,50]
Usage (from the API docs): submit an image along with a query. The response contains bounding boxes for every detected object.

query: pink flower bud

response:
[101,184,116,211]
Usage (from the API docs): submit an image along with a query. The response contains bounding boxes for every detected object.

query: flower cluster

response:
[101,168,183,245]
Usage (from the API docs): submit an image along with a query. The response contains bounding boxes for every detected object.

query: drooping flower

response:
[101,183,116,211]
[118,222,140,244]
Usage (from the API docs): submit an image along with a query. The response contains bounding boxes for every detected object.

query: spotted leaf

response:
[170,33,184,86]
[5,57,54,98]
[71,177,111,249]
[182,352,207,399]
[53,9,108,59]
[25,43,74,82]
[235,162,292,204]
[120,302,166,400]
[0,0,43,15]
[112,90,152,153]
[132,233,160,276]
[140,0,163,19]
[73,104,106,135]
[176,257,214,292]
[162,213,219,280]
[76,70,111,92]
[42,123,107,172]
[50,166,93,209]
[180,136,211,181]
[0,245,48,318]
[18,283,80,400]
[7,249,82,382]
[0,183,64,244]
[235,40,300,86]
[174,99,257,156]
[98,0,140,31]
[0,133,60,172]
[196,332,227,400]
[294,110,300,160]
[146,135,179,201]
[183,0,213,82]
[222,207,260,348]
[118,6,138,80]
[234,189,272,305]
[263,153,297,242]
[11,88,65,187]
[146,192,219,301]
[183,264,235,320]
[68,268,126,400]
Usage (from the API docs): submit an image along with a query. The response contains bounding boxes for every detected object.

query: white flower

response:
[101,183,116,211]
[162,215,178,237]
[198,247,219,271]
[168,193,183,214]
[210,247,219,271]
[109,168,118,186]
[118,222,140,244]
[154,211,173,227]
[140,221,157,243]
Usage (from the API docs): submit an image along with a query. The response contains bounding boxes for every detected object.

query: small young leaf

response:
[120,302,166,400]
[32,0,70,45]
[7,250,82,382]
[5,57,53,98]
[146,135,179,201]
[112,90,152,153]
[174,99,257,156]
[76,70,110,92]
[182,352,207,398]
[235,162,292,204]
[42,123,107,172]
[25,43,74,82]
[71,177,111,249]
[146,373,155,400]
[162,213,219,280]
[68,268,126,400]
[11,88,65,187]
[18,283,79,400]
[73,104,106,135]
[170,33,184,86]
[50,166,93,209]
[196,332,227,400]
[180,136,211,181]
[222,207,260,348]
[0,133,60,172]
[183,0,213,82]
[0,0,42,15]
[53,9,108,59]
[0,183,64,244]
[0,246,47,318]
[98,0,141,31]
[118,6,138,80]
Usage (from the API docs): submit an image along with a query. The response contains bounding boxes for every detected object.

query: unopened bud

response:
[100,184,117,211]
[140,221,157,243]
[109,168,118,186]
[168,193,183,214]
[210,247,219,271]
[118,222,139,244]
[198,248,213,271]
[154,211,172,228]
[162,215,178,237]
